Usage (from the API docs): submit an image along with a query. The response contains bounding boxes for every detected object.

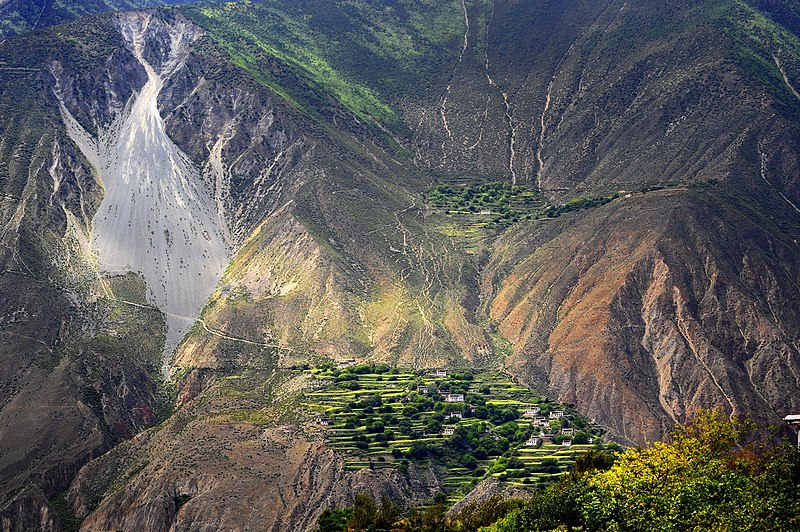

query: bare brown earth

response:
[483,190,800,443]
[69,378,445,532]
[0,1,799,530]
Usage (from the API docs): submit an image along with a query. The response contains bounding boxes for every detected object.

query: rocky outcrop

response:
[69,386,445,532]
[158,41,309,244]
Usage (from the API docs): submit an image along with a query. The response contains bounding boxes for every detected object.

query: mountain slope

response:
[0,0,799,529]
[0,0,205,36]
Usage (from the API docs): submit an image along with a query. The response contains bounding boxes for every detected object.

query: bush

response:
[460,453,478,470]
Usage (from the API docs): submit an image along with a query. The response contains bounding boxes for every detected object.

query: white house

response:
[561,428,574,435]
[562,440,572,447]
[337,358,357,370]
[525,437,541,447]
[417,385,429,394]
[523,407,541,417]
[449,412,463,419]
[549,411,564,419]
[445,393,465,403]
[432,369,448,378]
[443,426,456,436]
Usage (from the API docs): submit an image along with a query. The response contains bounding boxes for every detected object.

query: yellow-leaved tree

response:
[580,409,799,531]
[483,409,799,532]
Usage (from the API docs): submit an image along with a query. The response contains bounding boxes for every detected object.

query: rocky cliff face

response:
[1,0,800,529]
[484,190,800,443]
[68,377,446,532]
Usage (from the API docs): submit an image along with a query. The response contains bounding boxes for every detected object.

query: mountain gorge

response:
[1,0,799,530]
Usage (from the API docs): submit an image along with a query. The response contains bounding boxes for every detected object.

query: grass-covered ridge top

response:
[296,363,610,504]
[181,0,466,131]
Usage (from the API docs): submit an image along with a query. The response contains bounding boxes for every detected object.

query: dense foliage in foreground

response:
[317,410,800,531]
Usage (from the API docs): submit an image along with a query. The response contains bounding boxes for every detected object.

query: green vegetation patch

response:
[318,411,800,532]
[298,362,610,502]
[181,0,465,133]
[427,182,544,226]
[426,181,622,227]
[49,490,82,532]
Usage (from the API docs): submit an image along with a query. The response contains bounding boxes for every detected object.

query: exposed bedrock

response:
[484,190,800,443]
[68,396,445,532]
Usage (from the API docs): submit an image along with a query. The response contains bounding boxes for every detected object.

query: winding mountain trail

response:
[107,293,295,352]
[58,13,230,376]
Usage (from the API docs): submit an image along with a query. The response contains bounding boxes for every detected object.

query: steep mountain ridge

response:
[0,0,204,36]
[0,1,799,529]
[484,189,800,442]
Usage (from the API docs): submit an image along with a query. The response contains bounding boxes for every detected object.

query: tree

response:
[347,492,376,531]
[580,409,800,531]
[425,419,442,435]
[317,507,351,532]
[460,453,477,470]
[448,494,522,532]
[375,496,400,530]
[572,448,615,473]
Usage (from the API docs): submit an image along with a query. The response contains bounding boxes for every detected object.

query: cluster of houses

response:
[423,370,587,444]
[326,365,593,447]
[417,384,465,403]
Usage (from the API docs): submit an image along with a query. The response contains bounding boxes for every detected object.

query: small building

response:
[445,393,465,403]
[525,437,541,447]
[443,426,456,436]
[479,209,492,215]
[337,358,357,370]
[417,385,429,394]
[449,412,463,419]
[318,418,331,426]
[431,369,448,378]
[549,411,565,419]
[534,417,549,427]
[783,414,800,448]
[562,440,572,447]
[470,405,477,413]
[523,407,541,417]
[561,428,574,436]
[588,438,595,444]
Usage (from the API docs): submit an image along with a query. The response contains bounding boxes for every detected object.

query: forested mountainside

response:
[0,0,799,530]
[0,0,206,36]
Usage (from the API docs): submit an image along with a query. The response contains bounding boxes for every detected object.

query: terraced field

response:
[297,364,614,502]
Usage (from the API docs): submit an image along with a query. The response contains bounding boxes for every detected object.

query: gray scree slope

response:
[60,12,230,373]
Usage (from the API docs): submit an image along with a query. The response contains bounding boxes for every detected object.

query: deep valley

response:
[1,0,799,530]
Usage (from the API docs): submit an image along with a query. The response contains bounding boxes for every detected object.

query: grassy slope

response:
[0,0,206,36]
[180,0,464,133]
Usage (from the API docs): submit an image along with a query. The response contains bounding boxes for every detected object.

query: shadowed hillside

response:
[0,1,799,529]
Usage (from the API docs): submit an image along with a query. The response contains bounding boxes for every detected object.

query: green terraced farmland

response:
[295,362,616,498]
